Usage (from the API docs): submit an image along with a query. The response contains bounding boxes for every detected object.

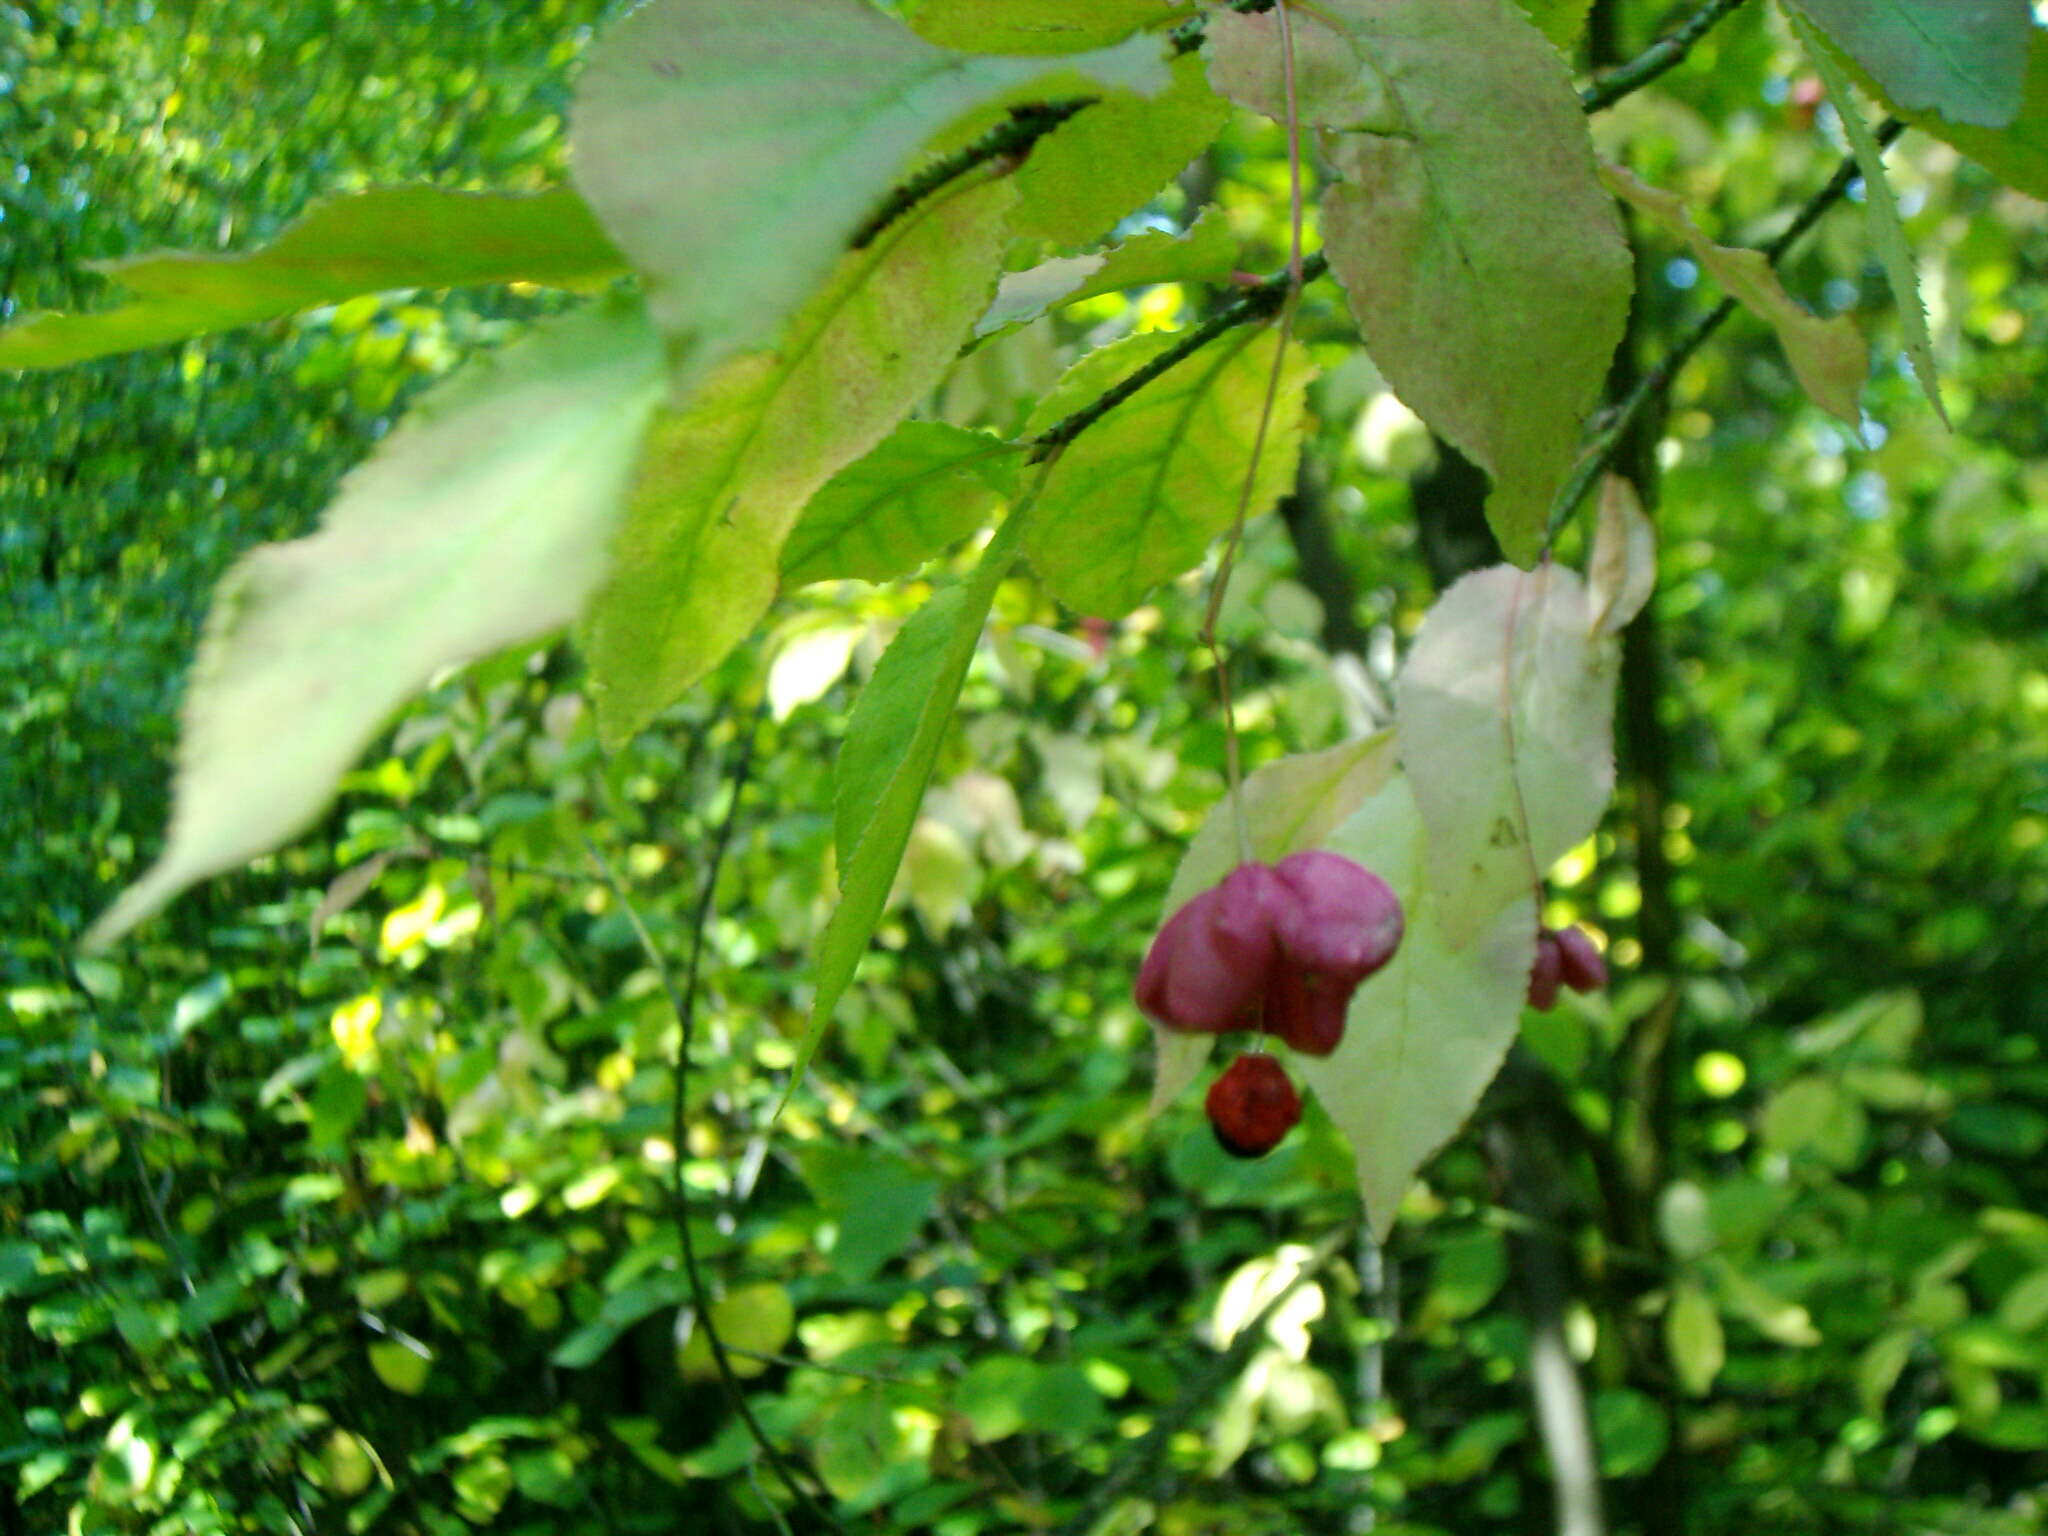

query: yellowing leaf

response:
[766,623,865,720]
[583,178,1015,747]
[1148,733,1400,1114]
[1601,163,1866,424]
[0,187,623,370]
[906,0,1181,54]
[330,995,383,1072]
[86,296,665,948]
[1022,325,1314,617]
[1589,475,1659,636]
[379,885,446,957]
[1394,563,1617,948]
[976,205,1240,337]
[781,422,1021,587]
[1783,0,2031,128]
[1010,52,1231,250]
[1210,0,1630,564]
[1298,775,1537,1240]
[569,0,1166,373]
[1794,15,1950,426]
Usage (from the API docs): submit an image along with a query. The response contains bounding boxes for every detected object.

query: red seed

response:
[1205,1052,1303,1159]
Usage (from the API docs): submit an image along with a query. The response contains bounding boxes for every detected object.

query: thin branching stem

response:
[1541,119,1903,544]
[588,704,844,1535]
[1580,0,1755,113]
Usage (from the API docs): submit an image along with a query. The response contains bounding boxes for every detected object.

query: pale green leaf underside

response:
[86,296,664,948]
[1214,0,1630,565]
[582,177,1017,748]
[1602,163,1866,424]
[1022,325,1314,617]
[0,186,624,370]
[1794,17,1950,426]
[1394,563,1617,950]
[905,0,1182,55]
[569,0,1166,374]
[1148,733,1400,1115]
[1300,774,1536,1241]
[782,421,1021,587]
[1885,27,2048,198]
[799,510,1038,1095]
[1009,52,1231,251]
[977,205,1239,337]
[1785,0,2030,128]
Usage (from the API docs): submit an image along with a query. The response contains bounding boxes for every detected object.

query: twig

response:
[587,705,846,1534]
[1579,0,1755,114]
[1026,254,1327,460]
[1541,118,1903,544]
[850,99,1093,249]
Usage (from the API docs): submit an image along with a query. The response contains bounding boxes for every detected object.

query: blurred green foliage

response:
[3,2,2047,1534]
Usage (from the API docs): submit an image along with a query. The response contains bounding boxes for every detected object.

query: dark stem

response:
[1580,0,1755,114]
[1027,253,1328,459]
[850,99,1093,249]
[1542,118,1905,545]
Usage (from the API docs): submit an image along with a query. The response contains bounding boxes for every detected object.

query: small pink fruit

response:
[1553,925,1608,992]
[1205,1052,1302,1158]
[1134,863,1285,1033]
[1527,929,1563,1011]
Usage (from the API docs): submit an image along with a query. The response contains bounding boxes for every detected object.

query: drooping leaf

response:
[1883,27,2048,198]
[798,505,1038,1094]
[0,186,624,370]
[781,422,1021,587]
[1022,325,1314,617]
[1394,563,1618,948]
[976,205,1239,337]
[1795,15,1951,426]
[569,0,1166,374]
[85,295,664,949]
[1784,0,2030,128]
[1147,733,1400,1114]
[905,0,1182,55]
[1211,0,1630,565]
[1009,52,1231,250]
[1588,475,1659,637]
[582,177,1016,746]
[1601,162,1867,424]
[1298,774,1537,1240]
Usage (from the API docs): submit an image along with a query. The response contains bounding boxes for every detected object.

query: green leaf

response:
[1148,733,1400,1113]
[1601,163,1866,425]
[1858,1328,1917,1415]
[1761,1074,1869,1169]
[1592,1389,1670,1478]
[1515,0,1594,51]
[676,1283,797,1380]
[798,502,1040,1093]
[905,0,1181,54]
[1022,325,1314,617]
[368,1340,434,1396]
[1885,28,2048,197]
[1301,775,1535,1239]
[1665,1280,1726,1397]
[1394,563,1618,949]
[1795,15,1951,426]
[0,186,624,370]
[583,177,1016,746]
[1706,1255,1822,1346]
[1212,0,1630,563]
[977,205,1240,337]
[569,0,1167,373]
[1009,53,1232,250]
[1784,0,2031,128]
[85,295,664,948]
[781,422,1021,587]
[550,1273,693,1370]
[801,1146,941,1282]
